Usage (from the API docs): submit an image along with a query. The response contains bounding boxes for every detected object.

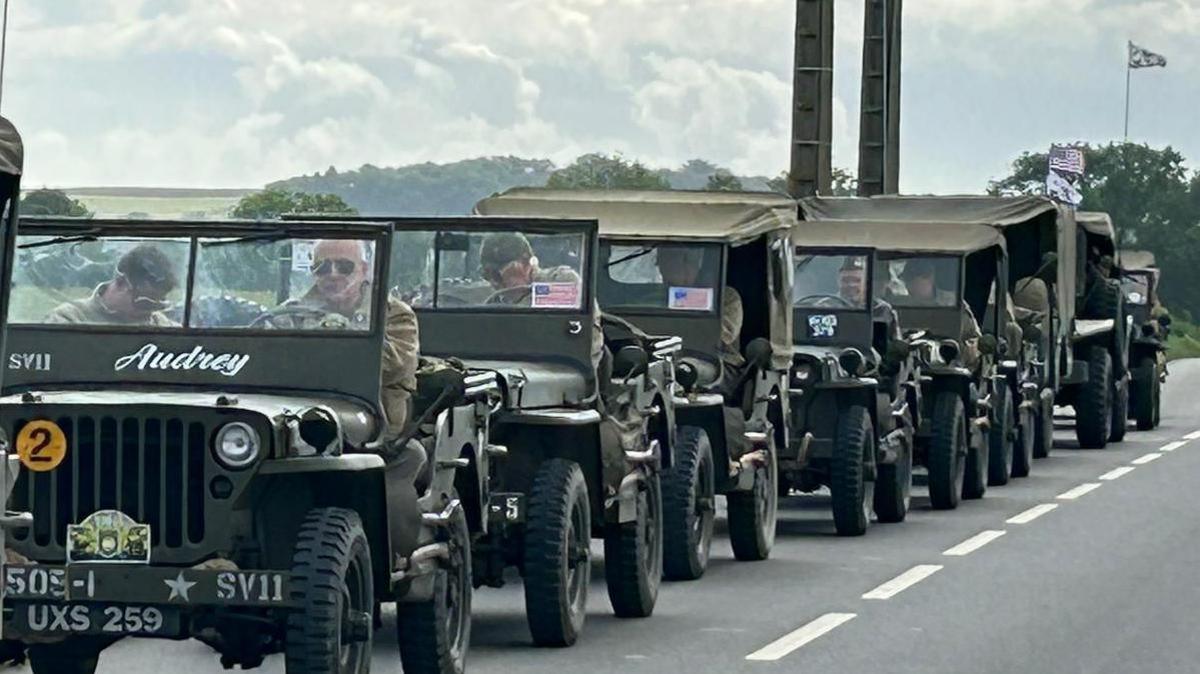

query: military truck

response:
[475,189,788,572]
[1119,250,1168,430]
[1,218,491,674]
[788,232,918,531]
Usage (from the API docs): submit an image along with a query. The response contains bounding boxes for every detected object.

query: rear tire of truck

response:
[524,459,591,647]
[285,508,373,674]
[1132,357,1156,431]
[874,430,912,524]
[831,406,874,536]
[27,641,102,674]
[1075,346,1113,449]
[662,427,715,581]
[605,471,663,618]
[1011,403,1034,478]
[1033,392,1054,459]
[928,392,966,510]
[987,385,1015,486]
[727,433,778,562]
[397,498,472,674]
[1109,378,1129,442]
[962,420,988,500]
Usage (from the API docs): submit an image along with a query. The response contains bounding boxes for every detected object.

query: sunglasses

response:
[313,258,358,276]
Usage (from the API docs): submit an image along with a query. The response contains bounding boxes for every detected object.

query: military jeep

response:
[1,218,492,674]
[476,189,791,575]
[311,214,674,648]
[1119,250,1167,430]
[786,232,917,534]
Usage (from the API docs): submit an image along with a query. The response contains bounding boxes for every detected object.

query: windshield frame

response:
[874,251,964,310]
[9,218,392,338]
[791,246,876,351]
[597,236,725,318]
[792,246,876,314]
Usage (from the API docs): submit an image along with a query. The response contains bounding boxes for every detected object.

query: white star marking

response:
[163,571,197,602]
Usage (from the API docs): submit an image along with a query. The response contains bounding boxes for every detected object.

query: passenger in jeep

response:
[657,246,745,378]
[45,244,179,326]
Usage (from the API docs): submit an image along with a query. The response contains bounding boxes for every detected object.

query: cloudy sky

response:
[7,0,1197,192]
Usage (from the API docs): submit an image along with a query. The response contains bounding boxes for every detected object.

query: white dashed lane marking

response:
[1132,452,1163,465]
[1160,441,1187,452]
[1058,483,1102,500]
[1006,503,1059,524]
[1099,466,1136,481]
[745,613,857,661]
[1184,430,1200,440]
[943,530,1006,556]
[863,565,944,600]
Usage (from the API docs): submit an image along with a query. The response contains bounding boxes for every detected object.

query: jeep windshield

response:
[598,240,721,313]
[793,253,869,310]
[9,233,382,332]
[875,254,961,309]
[391,229,586,311]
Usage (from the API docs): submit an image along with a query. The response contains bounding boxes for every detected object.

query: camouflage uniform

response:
[45,282,176,326]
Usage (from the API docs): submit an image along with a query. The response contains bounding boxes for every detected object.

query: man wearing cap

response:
[46,244,179,326]
[282,239,419,440]
[839,255,904,345]
[480,232,604,370]
[899,258,982,368]
[656,247,745,377]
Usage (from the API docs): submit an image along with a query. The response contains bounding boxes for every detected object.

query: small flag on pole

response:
[1129,42,1167,69]
[1049,146,1086,176]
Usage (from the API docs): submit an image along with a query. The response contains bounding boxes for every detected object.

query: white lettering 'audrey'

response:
[114,344,250,377]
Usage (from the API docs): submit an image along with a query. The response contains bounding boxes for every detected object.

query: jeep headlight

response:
[214,422,260,469]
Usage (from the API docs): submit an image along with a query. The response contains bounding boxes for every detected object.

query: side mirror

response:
[978,334,998,356]
[744,338,774,370]
[612,345,649,379]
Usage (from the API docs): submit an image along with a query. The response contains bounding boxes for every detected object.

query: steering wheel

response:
[250,305,350,330]
[796,294,854,308]
[484,284,533,305]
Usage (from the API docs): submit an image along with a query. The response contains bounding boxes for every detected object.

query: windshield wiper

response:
[205,230,289,246]
[19,232,101,249]
[607,246,657,268]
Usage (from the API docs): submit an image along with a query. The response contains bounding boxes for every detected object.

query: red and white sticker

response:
[668,287,714,311]
[531,282,581,309]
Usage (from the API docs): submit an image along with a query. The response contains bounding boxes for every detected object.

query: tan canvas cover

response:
[0,117,22,178]
[475,188,797,244]
[794,219,1005,254]
[1076,211,1116,242]
[1120,249,1156,271]
[800,195,1058,227]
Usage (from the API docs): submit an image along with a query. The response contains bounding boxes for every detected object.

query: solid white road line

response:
[1160,441,1187,452]
[1099,466,1136,481]
[1057,483,1102,500]
[1184,430,1200,441]
[1006,503,1059,524]
[1132,452,1163,465]
[943,530,1006,556]
[745,613,857,661]
[863,565,943,600]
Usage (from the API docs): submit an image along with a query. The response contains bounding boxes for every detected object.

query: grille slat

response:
[9,414,211,560]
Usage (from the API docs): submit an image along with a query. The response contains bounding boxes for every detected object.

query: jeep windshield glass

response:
[793,253,869,310]
[192,236,378,331]
[598,241,721,312]
[1122,273,1150,306]
[875,254,961,308]
[9,235,190,327]
[392,229,586,310]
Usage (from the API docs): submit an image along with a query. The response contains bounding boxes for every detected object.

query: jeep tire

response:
[1132,357,1157,431]
[27,639,105,674]
[662,427,716,581]
[987,385,1015,486]
[928,392,967,510]
[604,471,663,618]
[831,405,874,536]
[285,508,373,674]
[397,496,472,674]
[1012,402,1035,478]
[1033,391,1054,459]
[1076,345,1113,449]
[1110,378,1129,442]
[523,459,591,647]
[727,432,778,561]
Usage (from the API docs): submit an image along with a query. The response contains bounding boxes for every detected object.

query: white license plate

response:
[10,603,180,636]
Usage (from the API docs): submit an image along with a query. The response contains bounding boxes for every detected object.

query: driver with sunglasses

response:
[46,244,179,326]
[286,239,420,440]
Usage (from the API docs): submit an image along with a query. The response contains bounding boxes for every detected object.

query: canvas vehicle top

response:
[476,188,796,374]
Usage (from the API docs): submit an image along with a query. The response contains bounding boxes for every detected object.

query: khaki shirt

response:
[380,296,419,438]
[45,283,176,327]
[720,286,745,369]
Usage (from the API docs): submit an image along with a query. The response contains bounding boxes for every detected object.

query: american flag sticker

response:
[668,287,714,311]
[530,282,581,308]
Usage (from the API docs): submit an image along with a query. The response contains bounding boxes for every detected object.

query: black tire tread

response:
[662,427,714,581]
[1132,358,1156,431]
[928,392,965,510]
[987,386,1014,486]
[604,474,662,618]
[396,504,471,674]
[523,459,590,648]
[1076,345,1113,449]
[831,406,871,536]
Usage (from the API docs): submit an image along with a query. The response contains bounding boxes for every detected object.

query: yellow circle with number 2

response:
[16,420,67,472]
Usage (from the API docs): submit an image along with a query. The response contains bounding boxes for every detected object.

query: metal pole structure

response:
[788,0,835,198]
[0,0,9,114]
[1123,49,1132,141]
[857,0,902,196]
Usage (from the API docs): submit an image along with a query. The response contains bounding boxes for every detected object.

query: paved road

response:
[15,360,1198,673]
